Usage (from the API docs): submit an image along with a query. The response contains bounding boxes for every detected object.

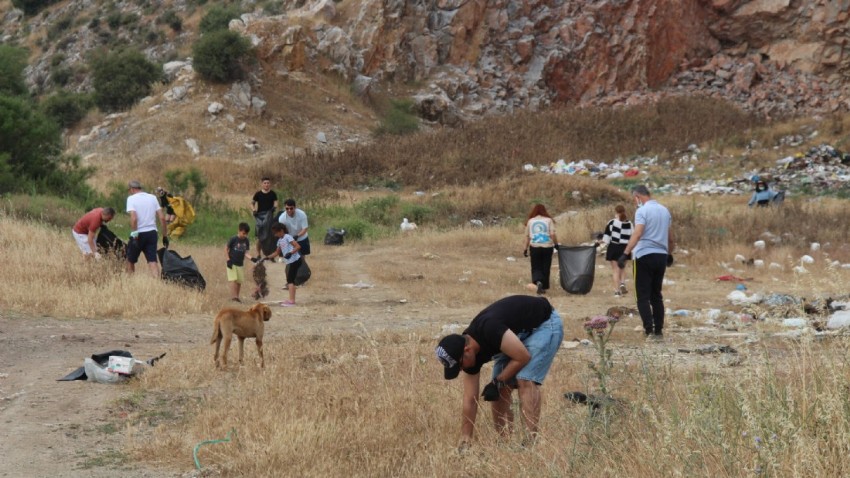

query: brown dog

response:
[210,303,272,368]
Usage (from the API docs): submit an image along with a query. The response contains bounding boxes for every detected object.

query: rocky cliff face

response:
[238,0,850,121]
[5,0,850,123]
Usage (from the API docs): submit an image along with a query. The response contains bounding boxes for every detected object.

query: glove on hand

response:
[523,249,529,258]
[226,260,233,269]
[162,236,169,248]
[129,231,139,240]
[251,257,261,264]
[283,252,293,259]
[481,381,500,402]
[666,254,674,267]
[617,254,628,270]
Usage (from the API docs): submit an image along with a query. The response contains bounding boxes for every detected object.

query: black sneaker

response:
[536,281,544,295]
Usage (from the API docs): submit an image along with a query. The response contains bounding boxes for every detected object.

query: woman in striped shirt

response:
[597,205,632,297]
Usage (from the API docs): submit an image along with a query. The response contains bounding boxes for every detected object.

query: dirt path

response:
[0,246,440,477]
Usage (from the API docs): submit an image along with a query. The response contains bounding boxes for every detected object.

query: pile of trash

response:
[523,156,658,179]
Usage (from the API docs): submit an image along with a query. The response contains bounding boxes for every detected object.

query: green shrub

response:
[400,203,433,224]
[51,67,72,86]
[40,91,94,128]
[47,15,73,41]
[164,167,208,206]
[11,0,58,15]
[374,99,419,136]
[192,30,252,83]
[0,45,28,97]
[199,5,241,33]
[158,10,182,31]
[332,218,375,241]
[91,48,161,112]
[354,195,399,225]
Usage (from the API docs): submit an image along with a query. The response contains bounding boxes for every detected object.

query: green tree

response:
[164,167,207,206]
[193,30,252,83]
[91,49,161,112]
[0,95,93,197]
[11,0,58,15]
[199,5,242,33]
[40,91,94,128]
[0,45,29,97]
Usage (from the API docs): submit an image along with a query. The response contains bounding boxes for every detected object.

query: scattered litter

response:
[193,429,236,470]
[782,318,807,328]
[561,340,581,349]
[341,281,374,289]
[58,350,164,383]
[716,274,751,282]
[506,256,517,262]
[754,240,766,249]
[826,310,850,330]
[678,344,738,355]
[800,255,815,264]
[811,242,821,251]
[727,290,761,304]
[400,218,418,232]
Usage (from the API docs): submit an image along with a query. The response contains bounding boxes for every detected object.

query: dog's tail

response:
[210,321,221,345]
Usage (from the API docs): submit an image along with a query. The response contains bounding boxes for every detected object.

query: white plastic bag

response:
[84,358,127,384]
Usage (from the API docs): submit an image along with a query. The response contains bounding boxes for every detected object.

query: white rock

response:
[769,262,782,270]
[800,255,815,264]
[734,254,746,263]
[208,102,224,114]
[469,219,484,227]
[792,265,808,274]
[753,240,766,249]
[185,138,200,155]
[811,242,821,251]
[237,122,246,131]
[754,259,765,268]
[317,132,327,143]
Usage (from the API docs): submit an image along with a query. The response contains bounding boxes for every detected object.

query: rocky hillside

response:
[3,0,850,171]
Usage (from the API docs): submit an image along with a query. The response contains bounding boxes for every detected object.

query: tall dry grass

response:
[131,328,850,477]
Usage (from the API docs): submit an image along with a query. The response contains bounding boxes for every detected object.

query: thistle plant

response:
[583,314,621,396]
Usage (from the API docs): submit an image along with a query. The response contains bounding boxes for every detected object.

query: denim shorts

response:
[492,309,564,385]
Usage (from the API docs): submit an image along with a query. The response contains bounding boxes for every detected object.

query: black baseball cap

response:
[435,334,465,380]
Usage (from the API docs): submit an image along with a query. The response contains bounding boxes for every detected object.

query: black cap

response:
[435,334,465,380]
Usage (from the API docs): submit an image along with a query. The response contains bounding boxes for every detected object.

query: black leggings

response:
[529,246,554,290]
[634,253,667,335]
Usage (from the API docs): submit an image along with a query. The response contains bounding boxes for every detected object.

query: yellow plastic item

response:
[166,196,195,238]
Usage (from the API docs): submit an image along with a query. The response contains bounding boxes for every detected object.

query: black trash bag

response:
[255,209,278,256]
[558,245,596,295]
[158,247,206,290]
[772,190,786,205]
[324,227,346,246]
[96,224,126,259]
[286,258,311,286]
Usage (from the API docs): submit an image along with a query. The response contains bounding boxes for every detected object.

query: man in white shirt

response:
[126,180,168,276]
[277,198,310,255]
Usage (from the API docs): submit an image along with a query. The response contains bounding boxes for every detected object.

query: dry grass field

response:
[2,191,850,476]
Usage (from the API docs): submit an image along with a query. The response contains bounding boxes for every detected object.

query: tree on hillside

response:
[199,5,242,33]
[11,0,58,16]
[90,49,161,112]
[0,45,29,97]
[193,30,252,83]
[0,96,61,185]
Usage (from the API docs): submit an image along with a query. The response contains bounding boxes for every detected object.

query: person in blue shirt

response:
[620,185,675,339]
[748,180,778,207]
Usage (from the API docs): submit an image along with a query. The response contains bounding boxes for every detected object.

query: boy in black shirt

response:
[226,222,254,302]
[436,295,563,447]
[251,177,278,256]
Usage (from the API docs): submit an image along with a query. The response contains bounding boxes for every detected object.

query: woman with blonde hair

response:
[523,204,558,295]
[597,204,632,296]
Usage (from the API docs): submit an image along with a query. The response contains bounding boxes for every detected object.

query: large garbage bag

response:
[324,227,346,246]
[96,224,126,259]
[558,245,596,295]
[286,258,312,286]
[255,209,278,256]
[158,247,206,290]
[166,196,195,239]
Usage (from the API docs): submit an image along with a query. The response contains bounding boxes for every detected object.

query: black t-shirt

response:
[252,190,278,213]
[462,295,553,375]
[227,235,250,266]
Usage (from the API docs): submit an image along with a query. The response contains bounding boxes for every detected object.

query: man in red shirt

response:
[72,207,116,259]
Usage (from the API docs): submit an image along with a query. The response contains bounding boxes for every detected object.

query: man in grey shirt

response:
[620,185,675,339]
[277,198,310,255]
